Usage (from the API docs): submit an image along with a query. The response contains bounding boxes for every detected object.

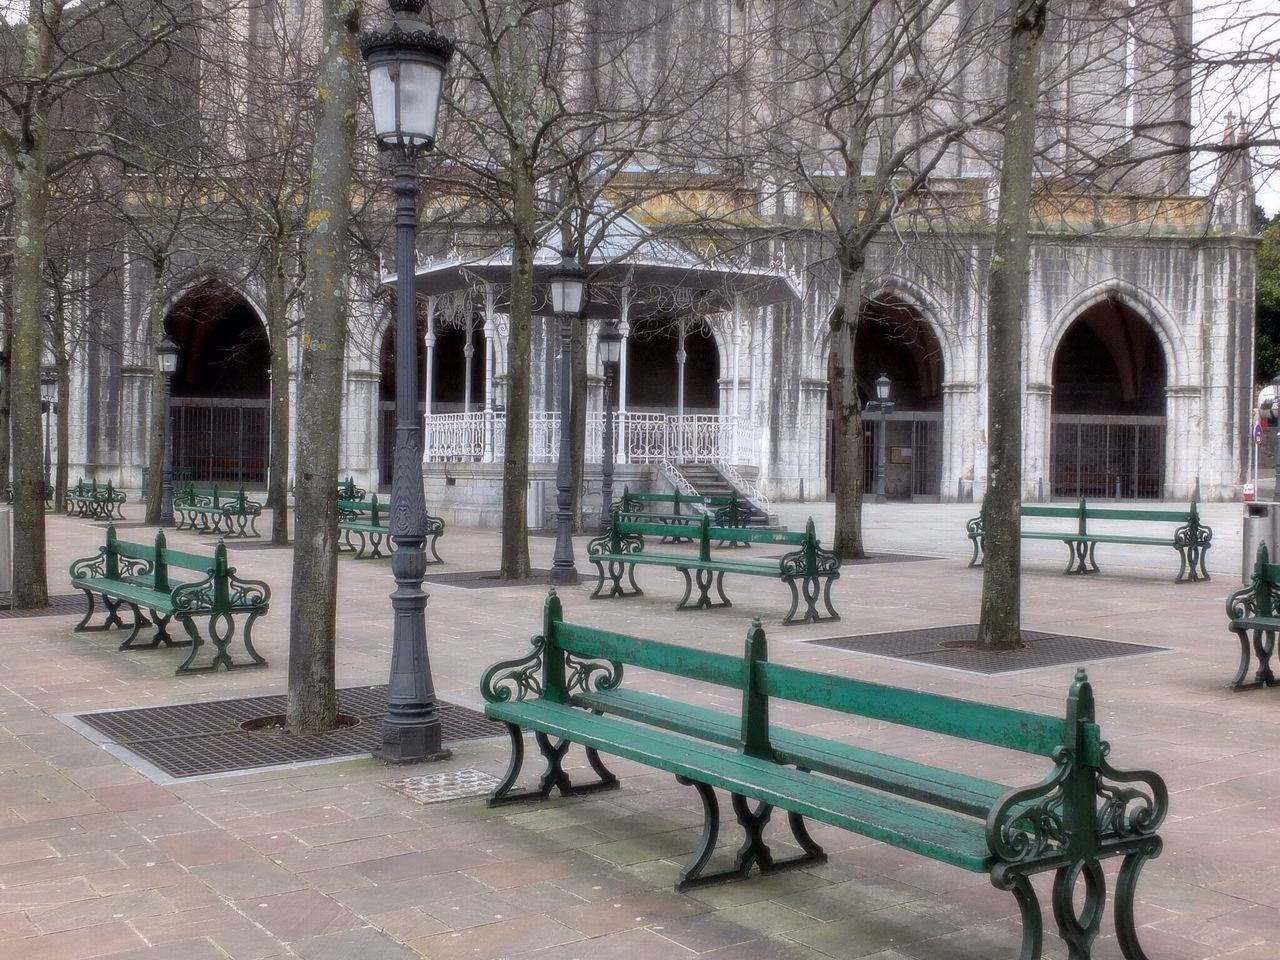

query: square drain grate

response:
[75,686,504,779]
[422,569,552,589]
[808,624,1166,675]
[0,594,86,618]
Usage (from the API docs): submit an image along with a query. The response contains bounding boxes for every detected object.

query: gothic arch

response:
[1038,279,1187,389]
[811,274,953,377]
[161,275,270,342]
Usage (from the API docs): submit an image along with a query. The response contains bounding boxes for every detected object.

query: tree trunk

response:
[10,124,52,609]
[266,252,291,545]
[143,258,168,526]
[830,261,868,559]
[500,158,535,580]
[976,0,1047,652]
[286,0,361,734]
[569,310,587,530]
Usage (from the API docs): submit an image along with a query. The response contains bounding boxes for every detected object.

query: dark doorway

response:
[1051,299,1167,499]
[165,284,270,486]
[826,298,944,500]
[430,324,486,411]
[378,314,429,489]
[626,318,720,411]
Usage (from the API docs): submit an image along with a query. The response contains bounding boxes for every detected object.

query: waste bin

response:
[1242,501,1280,583]
[526,480,546,530]
[0,506,11,601]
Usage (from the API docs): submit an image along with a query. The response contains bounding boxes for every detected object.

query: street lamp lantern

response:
[549,248,587,316]
[40,369,57,405]
[360,0,455,765]
[361,0,453,152]
[875,372,891,403]
[597,319,622,366]
[597,320,622,533]
[156,336,179,375]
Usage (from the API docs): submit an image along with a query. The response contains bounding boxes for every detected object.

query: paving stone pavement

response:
[0,500,1275,959]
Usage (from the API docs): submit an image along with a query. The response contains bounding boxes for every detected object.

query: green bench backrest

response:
[537,591,1091,764]
[555,622,743,687]
[338,494,384,524]
[757,662,1066,756]
[99,527,221,594]
[1082,506,1194,523]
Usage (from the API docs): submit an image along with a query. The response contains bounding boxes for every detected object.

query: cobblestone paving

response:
[0,501,1274,959]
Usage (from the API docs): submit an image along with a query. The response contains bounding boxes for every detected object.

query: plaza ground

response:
[0,498,1276,959]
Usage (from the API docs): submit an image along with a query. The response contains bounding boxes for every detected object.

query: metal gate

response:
[171,398,269,486]
[859,412,941,500]
[1050,415,1165,500]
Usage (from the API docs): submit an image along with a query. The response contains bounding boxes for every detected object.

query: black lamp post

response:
[155,337,180,525]
[597,319,622,532]
[549,247,586,585]
[864,373,894,503]
[360,0,455,764]
[40,370,57,498]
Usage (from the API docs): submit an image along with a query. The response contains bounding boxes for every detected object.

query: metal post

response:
[160,379,174,525]
[875,406,888,502]
[42,400,52,493]
[380,151,449,764]
[550,313,579,584]
[600,361,616,533]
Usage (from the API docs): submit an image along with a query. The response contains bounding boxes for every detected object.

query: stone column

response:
[1166,384,1203,500]
[1023,383,1053,502]
[940,381,979,502]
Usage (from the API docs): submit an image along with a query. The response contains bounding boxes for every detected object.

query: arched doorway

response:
[165,283,270,485]
[826,297,944,500]
[1051,298,1167,499]
[625,317,720,412]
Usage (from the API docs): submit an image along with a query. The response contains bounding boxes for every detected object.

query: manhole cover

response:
[0,594,85,618]
[74,686,504,779]
[808,624,1166,675]
[384,768,501,805]
[422,569,553,589]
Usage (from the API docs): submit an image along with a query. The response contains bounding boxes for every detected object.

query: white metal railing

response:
[717,460,773,517]
[424,411,759,468]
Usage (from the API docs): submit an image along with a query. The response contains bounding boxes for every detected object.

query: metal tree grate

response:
[0,594,86,618]
[75,686,503,779]
[808,624,1166,675]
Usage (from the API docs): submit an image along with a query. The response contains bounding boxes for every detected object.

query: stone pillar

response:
[345,371,382,491]
[941,381,979,502]
[424,297,437,416]
[617,292,631,465]
[1023,383,1053,502]
[1166,384,1203,500]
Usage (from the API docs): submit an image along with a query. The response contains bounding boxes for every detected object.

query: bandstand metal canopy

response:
[390,205,800,319]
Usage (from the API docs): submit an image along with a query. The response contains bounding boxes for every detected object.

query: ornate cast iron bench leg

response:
[1229,626,1276,689]
[968,535,984,568]
[75,591,128,633]
[487,727,619,807]
[116,604,156,651]
[1114,846,1160,960]
[992,867,1044,960]
[1052,858,1105,960]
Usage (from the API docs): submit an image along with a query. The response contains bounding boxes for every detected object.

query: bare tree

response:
[0,0,213,607]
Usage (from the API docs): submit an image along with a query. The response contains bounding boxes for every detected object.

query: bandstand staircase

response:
[675,463,776,526]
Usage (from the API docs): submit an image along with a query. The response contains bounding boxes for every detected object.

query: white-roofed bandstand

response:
[365,207,798,528]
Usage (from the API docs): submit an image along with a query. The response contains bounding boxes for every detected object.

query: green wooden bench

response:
[1225,542,1280,690]
[65,478,127,521]
[336,476,367,501]
[480,593,1168,959]
[588,511,839,625]
[2,480,53,510]
[337,494,446,563]
[173,483,263,537]
[967,496,1211,582]
[69,526,270,674]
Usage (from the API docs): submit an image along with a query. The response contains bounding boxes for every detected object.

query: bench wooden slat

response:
[573,687,1007,817]
[759,662,1064,756]
[556,623,744,687]
[488,698,993,871]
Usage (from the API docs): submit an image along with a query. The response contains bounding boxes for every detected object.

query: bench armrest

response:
[986,742,1167,878]
[966,515,984,539]
[481,634,623,704]
[779,542,840,580]
[171,569,271,615]
[1226,581,1260,619]
[587,530,643,557]
[1174,520,1212,547]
